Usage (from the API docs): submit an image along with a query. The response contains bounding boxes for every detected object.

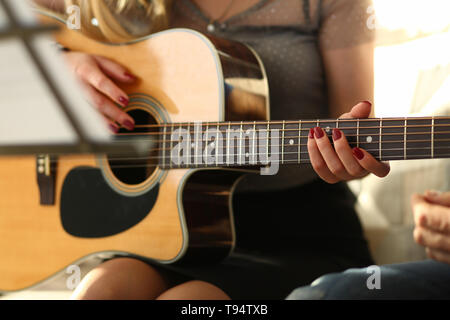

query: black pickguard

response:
[60,167,158,238]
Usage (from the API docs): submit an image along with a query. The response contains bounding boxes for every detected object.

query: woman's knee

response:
[71,257,169,300]
[157,280,230,300]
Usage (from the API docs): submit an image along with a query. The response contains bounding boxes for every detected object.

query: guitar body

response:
[0,23,269,291]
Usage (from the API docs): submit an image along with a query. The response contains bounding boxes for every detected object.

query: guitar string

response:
[42,133,450,164]
[68,151,450,170]
[113,129,450,145]
[110,139,450,160]
[108,137,450,154]
[47,133,450,158]
[46,143,450,167]
[111,144,450,158]
[108,147,450,166]
[117,116,450,129]
[47,154,450,170]
[124,123,450,137]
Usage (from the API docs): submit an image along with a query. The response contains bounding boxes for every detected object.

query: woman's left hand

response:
[307,101,391,184]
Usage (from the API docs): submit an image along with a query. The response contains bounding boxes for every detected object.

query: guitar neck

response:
[157,116,450,169]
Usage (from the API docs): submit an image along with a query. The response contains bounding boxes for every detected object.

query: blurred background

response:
[349,0,450,265]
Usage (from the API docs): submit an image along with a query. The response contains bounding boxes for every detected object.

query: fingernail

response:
[108,124,119,134]
[123,120,135,131]
[313,127,324,139]
[124,72,136,80]
[426,190,442,198]
[353,147,364,160]
[415,229,424,245]
[362,100,372,107]
[309,128,314,139]
[419,214,427,227]
[332,128,342,141]
[119,96,129,106]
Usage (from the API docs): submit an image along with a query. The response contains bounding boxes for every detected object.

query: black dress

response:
[160,179,374,299]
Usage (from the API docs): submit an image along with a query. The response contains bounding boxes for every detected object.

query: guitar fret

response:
[194,122,200,167]
[219,123,228,166]
[171,123,186,168]
[381,119,405,161]
[298,120,302,164]
[216,123,220,166]
[406,119,432,160]
[283,121,300,164]
[301,121,316,164]
[404,118,407,160]
[239,121,244,165]
[337,119,357,149]
[357,119,360,148]
[431,117,435,159]
[268,122,282,164]
[241,122,254,165]
[281,120,286,164]
[206,123,219,167]
[379,118,382,161]
[432,118,450,158]
[227,122,231,165]
[162,125,167,167]
[169,123,175,168]
[359,119,380,160]
[187,122,192,167]
[252,121,257,165]
[254,122,267,166]
[266,122,270,163]
[203,123,208,167]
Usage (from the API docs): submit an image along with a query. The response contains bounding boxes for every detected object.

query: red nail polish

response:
[123,120,135,131]
[353,147,364,160]
[332,128,342,141]
[313,127,324,139]
[419,214,427,227]
[309,128,314,139]
[124,72,136,80]
[109,124,119,134]
[119,96,129,106]
[362,100,372,107]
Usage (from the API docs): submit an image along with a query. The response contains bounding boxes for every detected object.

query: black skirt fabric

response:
[154,178,374,300]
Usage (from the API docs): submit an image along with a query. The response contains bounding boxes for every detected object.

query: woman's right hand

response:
[412,191,450,265]
[63,51,137,132]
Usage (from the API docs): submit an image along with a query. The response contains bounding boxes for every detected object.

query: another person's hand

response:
[307,101,391,183]
[412,191,450,264]
[63,52,137,132]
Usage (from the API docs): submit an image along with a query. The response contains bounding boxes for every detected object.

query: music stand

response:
[0,0,153,155]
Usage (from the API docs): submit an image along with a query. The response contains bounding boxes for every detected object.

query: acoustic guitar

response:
[0,16,449,292]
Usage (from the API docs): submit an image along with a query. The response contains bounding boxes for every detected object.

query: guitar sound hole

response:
[107,109,159,185]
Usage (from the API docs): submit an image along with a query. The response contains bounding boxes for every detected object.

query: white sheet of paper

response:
[0,5,8,28]
[0,38,79,146]
[0,0,111,148]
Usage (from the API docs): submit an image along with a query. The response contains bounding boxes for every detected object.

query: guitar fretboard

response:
[153,117,450,169]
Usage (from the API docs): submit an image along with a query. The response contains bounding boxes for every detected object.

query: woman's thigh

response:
[71,257,169,300]
[156,280,230,300]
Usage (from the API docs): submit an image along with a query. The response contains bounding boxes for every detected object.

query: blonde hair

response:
[39,0,173,42]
